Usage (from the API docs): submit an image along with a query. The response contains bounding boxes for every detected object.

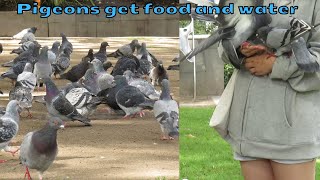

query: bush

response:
[224,64,235,87]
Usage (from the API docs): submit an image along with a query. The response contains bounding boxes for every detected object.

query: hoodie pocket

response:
[243,79,291,144]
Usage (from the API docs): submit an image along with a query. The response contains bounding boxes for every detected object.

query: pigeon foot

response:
[0,160,7,163]
[24,166,32,180]
[6,147,20,157]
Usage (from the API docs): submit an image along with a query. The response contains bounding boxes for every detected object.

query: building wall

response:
[0,11,179,37]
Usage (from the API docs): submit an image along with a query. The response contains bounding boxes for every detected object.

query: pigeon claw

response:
[24,166,32,180]
[8,147,20,157]
[0,159,7,163]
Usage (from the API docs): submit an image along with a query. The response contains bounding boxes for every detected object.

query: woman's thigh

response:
[270,160,316,180]
[240,160,274,180]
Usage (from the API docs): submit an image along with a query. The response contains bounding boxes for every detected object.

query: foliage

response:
[224,64,235,87]
[179,20,217,35]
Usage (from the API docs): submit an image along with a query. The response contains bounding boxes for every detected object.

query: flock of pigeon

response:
[0,27,179,180]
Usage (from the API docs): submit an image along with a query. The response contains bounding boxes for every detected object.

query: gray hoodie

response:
[218,0,320,160]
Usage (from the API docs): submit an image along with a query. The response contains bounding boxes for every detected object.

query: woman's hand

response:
[240,42,267,57]
[244,53,276,76]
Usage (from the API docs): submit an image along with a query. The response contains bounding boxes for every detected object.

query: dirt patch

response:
[0,37,179,179]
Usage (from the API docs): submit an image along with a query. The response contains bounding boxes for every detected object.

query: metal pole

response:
[192,17,196,101]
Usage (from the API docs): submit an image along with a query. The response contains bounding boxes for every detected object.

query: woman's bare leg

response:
[271,160,316,180]
[240,160,275,180]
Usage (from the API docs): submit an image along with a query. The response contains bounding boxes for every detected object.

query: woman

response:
[217,0,320,179]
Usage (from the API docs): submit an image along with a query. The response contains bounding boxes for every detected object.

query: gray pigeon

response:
[65,87,103,118]
[44,78,91,126]
[91,59,116,92]
[34,46,52,89]
[0,100,21,162]
[94,42,109,63]
[60,52,91,82]
[103,61,113,71]
[9,81,33,118]
[60,82,84,96]
[107,39,139,58]
[48,41,60,64]
[124,70,160,100]
[11,41,40,55]
[19,117,64,180]
[136,42,159,67]
[111,55,140,76]
[116,82,154,118]
[154,79,179,140]
[59,33,73,54]
[19,27,37,44]
[52,48,71,78]
[81,69,100,95]
[13,27,36,39]
[136,43,153,76]
[149,62,169,86]
[17,63,36,92]
[3,42,38,68]
[179,0,271,69]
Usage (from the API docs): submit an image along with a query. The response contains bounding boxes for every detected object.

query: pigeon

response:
[103,61,113,71]
[60,56,90,82]
[149,62,169,86]
[11,41,40,55]
[94,42,109,63]
[107,39,139,58]
[90,59,116,91]
[0,61,28,84]
[65,87,103,117]
[0,43,3,54]
[3,42,39,68]
[9,82,33,118]
[44,78,91,126]
[97,75,127,111]
[111,55,140,76]
[0,100,21,163]
[124,70,160,100]
[136,42,159,67]
[52,48,71,78]
[13,27,36,39]
[81,69,100,95]
[154,79,179,140]
[34,46,52,89]
[17,63,37,92]
[60,82,84,95]
[136,43,153,76]
[116,83,155,118]
[179,0,272,69]
[20,117,64,180]
[48,41,60,64]
[59,33,73,54]
[19,27,37,44]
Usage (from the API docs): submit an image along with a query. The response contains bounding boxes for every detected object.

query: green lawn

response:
[180,107,320,180]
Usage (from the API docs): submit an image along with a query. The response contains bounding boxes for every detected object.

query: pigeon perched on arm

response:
[20,117,64,180]
[48,41,60,64]
[17,63,36,92]
[44,78,91,126]
[150,62,169,86]
[111,55,140,76]
[34,46,52,89]
[116,81,155,118]
[60,54,91,82]
[19,27,37,44]
[107,39,139,58]
[179,0,272,69]
[154,79,179,140]
[124,70,160,100]
[9,81,33,118]
[59,33,73,54]
[94,42,109,63]
[0,100,21,162]
[52,48,71,78]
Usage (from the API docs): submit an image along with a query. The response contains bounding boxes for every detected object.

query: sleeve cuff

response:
[269,55,299,80]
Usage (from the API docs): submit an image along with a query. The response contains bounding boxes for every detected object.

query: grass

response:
[180,107,320,180]
[180,107,242,180]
